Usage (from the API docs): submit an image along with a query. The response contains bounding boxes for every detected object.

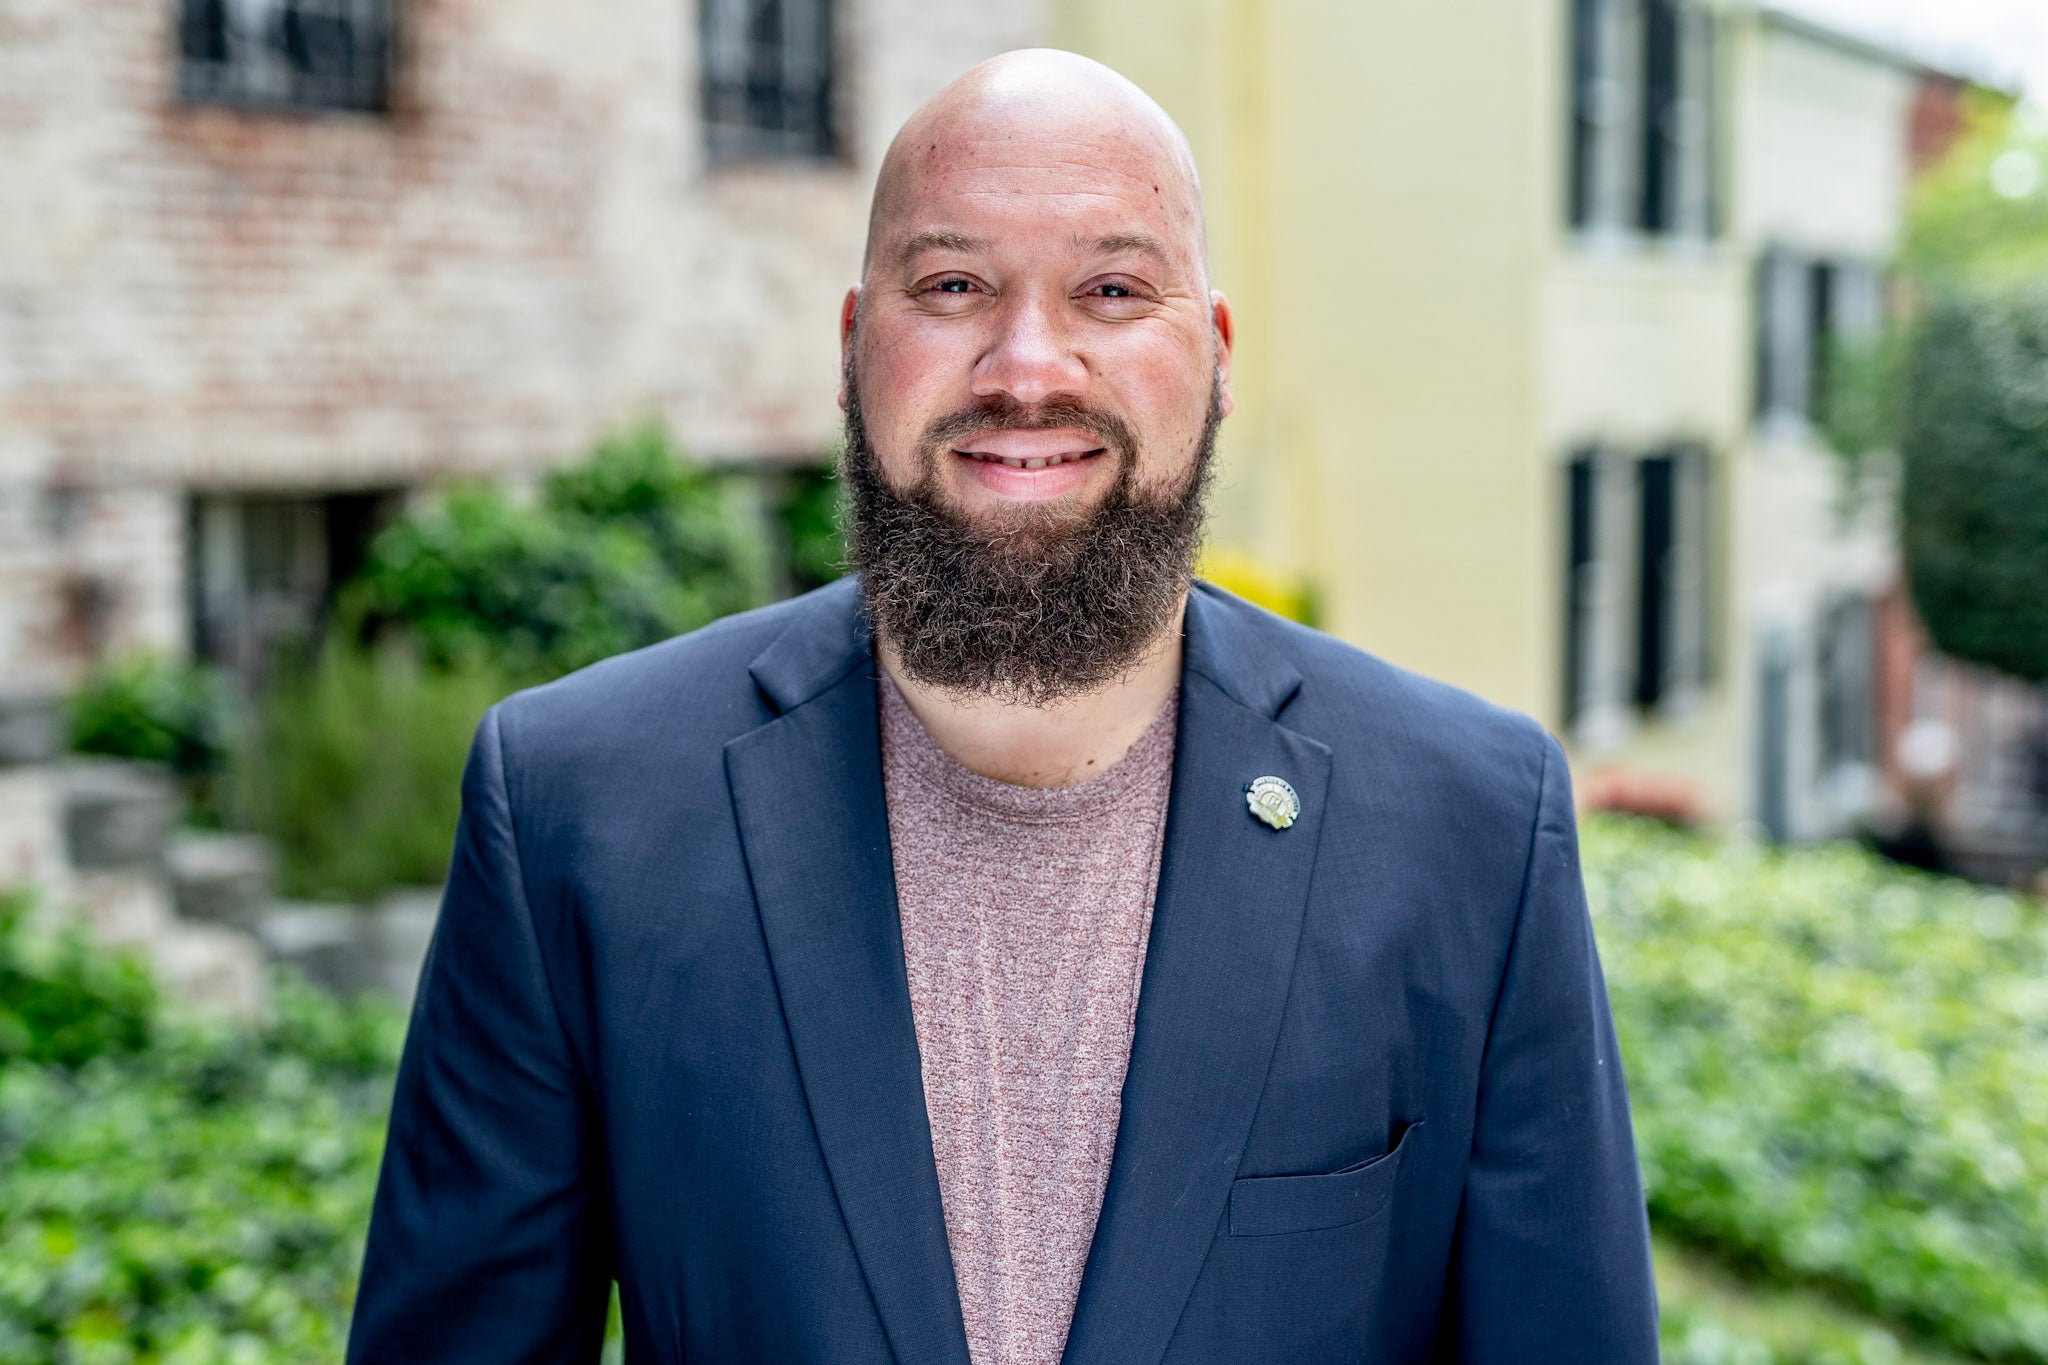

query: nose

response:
[971,292,1089,407]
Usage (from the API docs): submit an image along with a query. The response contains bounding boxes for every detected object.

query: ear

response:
[836,286,862,409]
[1210,290,1236,419]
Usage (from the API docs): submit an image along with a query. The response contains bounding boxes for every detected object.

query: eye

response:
[934,278,974,293]
[1081,277,1152,306]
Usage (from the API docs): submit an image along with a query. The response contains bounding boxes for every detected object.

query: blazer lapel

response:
[1061,586,1333,1365]
[725,584,973,1365]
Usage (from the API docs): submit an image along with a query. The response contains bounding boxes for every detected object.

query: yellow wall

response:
[1056,0,1751,820]
[1056,0,1554,716]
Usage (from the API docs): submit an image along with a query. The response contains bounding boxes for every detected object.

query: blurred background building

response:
[2,0,2043,877]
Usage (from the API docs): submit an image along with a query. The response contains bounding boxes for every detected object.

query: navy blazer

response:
[348,577,1659,1363]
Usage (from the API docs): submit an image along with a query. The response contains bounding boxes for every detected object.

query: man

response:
[348,50,1660,1364]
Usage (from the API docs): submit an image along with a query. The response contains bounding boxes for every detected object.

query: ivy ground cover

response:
[1587,817,2048,1362]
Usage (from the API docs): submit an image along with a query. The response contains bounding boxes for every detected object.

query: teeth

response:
[964,449,1101,468]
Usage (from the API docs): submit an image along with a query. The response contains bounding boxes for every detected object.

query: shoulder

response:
[1191,582,1557,817]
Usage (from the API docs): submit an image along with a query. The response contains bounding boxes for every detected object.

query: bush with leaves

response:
[1819,94,2048,685]
[1589,816,2048,1361]
[0,893,156,1073]
[0,885,403,1364]
[1898,286,2048,684]
[63,656,235,823]
[231,642,514,903]
[348,422,772,681]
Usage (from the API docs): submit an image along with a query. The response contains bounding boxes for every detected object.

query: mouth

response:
[951,425,1113,473]
[954,447,1106,471]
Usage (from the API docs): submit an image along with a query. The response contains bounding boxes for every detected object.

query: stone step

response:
[0,694,62,768]
[153,920,268,1020]
[60,759,176,871]
[166,831,275,931]
[255,901,385,998]
[66,869,177,948]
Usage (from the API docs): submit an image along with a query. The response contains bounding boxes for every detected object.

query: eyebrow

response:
[895,229,988,271]
[1086,232,1175,269]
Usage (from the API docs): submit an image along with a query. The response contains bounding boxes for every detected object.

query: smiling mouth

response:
[955,448,1106,471]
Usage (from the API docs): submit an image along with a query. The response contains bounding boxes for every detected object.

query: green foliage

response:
[1897,286,2048,684]
[0,967,404,1364]
[232,642,513,902]
[63,657,235,823]
[1589,817,2048,1362]
[1815,329,1906,468]
[1836,94,2048,684]
[349,422,772,681]
[776,464,848,593]
[0,892,156,1074]
[1656,1233,1976,1365]
[1903,95,2048,289]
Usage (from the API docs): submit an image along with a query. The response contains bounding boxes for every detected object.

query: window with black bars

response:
[178,0,392,113]
[1568,0,1715,237]
[701,0,835,161]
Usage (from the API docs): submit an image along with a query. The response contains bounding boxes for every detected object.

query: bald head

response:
[862,49,1205,278]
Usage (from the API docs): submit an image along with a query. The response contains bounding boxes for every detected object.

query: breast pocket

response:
[1226,1119,1425,1237]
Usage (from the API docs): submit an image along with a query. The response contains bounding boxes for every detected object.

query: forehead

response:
[875,111,1202,270]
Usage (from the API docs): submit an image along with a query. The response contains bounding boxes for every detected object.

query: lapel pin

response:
[1245,775,1300,831]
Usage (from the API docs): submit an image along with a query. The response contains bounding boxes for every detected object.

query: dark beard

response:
[840,346,1220,706]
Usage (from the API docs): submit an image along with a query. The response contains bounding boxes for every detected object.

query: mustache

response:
[917,394,1138,465]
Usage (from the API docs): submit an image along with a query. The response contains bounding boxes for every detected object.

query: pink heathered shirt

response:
[878,674,1179,1365]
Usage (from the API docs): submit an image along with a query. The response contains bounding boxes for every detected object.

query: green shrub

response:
[63,656,235,822]
[233,643,514,903]
[1898,286,2048,685]
[0,967,404,1364]
[0,892,156,1074]
[348,421,772,681]
[1590,817,2048,1361]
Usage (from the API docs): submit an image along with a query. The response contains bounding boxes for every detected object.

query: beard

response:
[840,342,1221,707]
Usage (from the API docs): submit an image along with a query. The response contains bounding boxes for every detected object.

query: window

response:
[1559,443,1714,736]
[1756,247,1885,422]
[177,0,392,112]
[701,0,835,161]
[188,490,397,686]
[1569,0,1715,237]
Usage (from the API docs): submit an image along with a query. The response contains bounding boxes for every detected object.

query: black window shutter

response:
[1640,0,1680,233]
[1564,452,1599,730]
[1635,454,1676,709]
[1808,260,1837,417]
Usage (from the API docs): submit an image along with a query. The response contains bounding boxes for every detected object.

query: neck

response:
[876,593,1188,788]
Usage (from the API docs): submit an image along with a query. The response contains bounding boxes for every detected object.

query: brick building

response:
[0,0,1039,699]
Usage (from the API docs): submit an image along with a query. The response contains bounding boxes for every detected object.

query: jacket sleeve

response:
[347,703,614,1363]
[1440,729,1659,1361]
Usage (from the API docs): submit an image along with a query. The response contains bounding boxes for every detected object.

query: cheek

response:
[857,329,967,474]
[1111,353,1215,465]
